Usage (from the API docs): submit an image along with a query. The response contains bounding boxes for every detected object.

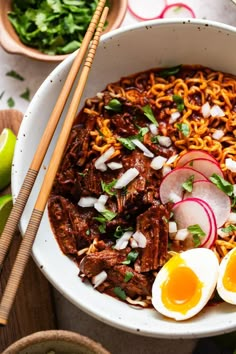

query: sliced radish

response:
[184,180,231,227]
[177,150,218,167]
[173,198,212,247]
[159,3,195,19]
[160,167,207,204]
[183,158,223,179]
[194,198,217,248]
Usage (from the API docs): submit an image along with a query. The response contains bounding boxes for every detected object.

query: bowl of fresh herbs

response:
[0,0,127,62]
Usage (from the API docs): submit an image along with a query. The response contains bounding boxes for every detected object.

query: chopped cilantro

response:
[209,174,234,196]
[182,175,194,192]
[187,224,206,247]
[6,70,24,81]
[124,271,134,283]
[117,126,149,151]
[117,137,136,150]
[158,65,182,78]
[114,287,127,300]
[142,104,158,125]
[176,123,189,136]
[101,209,117,221]
[221,224,236,233]
[105,99,122,112]
[93,216,106,234]
[151,136,159,144]
[101,179,117,196]
[173,95,185,112]
[122,250,139,265]
[7,97,15,108]
[20,88,30,101]
[114,226,133,239]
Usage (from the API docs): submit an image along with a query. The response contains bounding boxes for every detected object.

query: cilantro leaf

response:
[7,97,15,108]
[101,209,117,221]
[173,95,185,112]
[117,137,136,150]
[209,173,234,196]
[6,70,24,81]
[101,179,117,196]
[221,224,236,233]
[122,250,139,265]
[114,287,127,300]
[187,224,206,248]
[20,88,30,101]
[124,271,134,283]
[159,65,182,78]
[105,99,122,112]
[182,175,194,192]
[176,123,189,137]
[114,226,133,239]
[142,104,158,126]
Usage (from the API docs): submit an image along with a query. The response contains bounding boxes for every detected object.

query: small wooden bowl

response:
[2,330,111,354]
[0,0,127,62]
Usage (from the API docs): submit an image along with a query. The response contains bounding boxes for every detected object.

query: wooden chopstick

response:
[0,6,109,326]
[0,0,107,269]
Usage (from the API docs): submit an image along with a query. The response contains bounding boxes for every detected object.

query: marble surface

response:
[1,1,236,353]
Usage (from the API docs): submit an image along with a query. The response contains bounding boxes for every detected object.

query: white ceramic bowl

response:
[12,19,236,339]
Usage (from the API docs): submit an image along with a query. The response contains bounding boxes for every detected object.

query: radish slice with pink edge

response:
[128,0,167,21]
[176,150,218,167]
[172,198,212,247]
[159,3,195,19]
[184,180,231,227]
[160,167,207,204]
[183,158,224,179]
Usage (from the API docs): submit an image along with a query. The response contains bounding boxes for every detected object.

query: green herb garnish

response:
[182,175,194,192]
[117,126,149,151]
[7,97,15,108]
[221,224,236,233]
[101,179,117,196]
[122,250,139,265]
[86,229,91,236]
[114,226,133,239]
[6,70,24,81]
[101,209,117,221]
[187,224,206,247]
[114,287,127,300]
[93,216,106,234]
[176,123,189,136]
[142,104,158,125]
[209,173,234,196]
[173,95,185,112]
[124,271,134,283]
[159,65,182,78]
[105,99,122,112]
[20,88,30,101]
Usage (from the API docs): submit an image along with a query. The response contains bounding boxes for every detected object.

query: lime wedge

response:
[0,194,13,236]
[0,128,16,190]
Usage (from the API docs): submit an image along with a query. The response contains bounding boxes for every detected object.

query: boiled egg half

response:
[152,248,219,321]
[217,247,236,304]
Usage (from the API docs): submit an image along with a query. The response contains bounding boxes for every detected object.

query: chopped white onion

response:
[212,129,224,140]
[114,231,133,250]
[225,158,236,173]
[92,270,107,288]
[95,146,115,171]
[94,201,106,213]
[107,162,123,170]
[78,196,97,207]
[149,123,158,135]
[166,154,178,165]
[169,111,181,124]
[201,102,211,118]
[114,168,139,189]
[169,192,182,203]
[169,221,177,234]
[162,165,172,177]
[175,228,190,241]
[227,212,236,224]
[132,139,154,158]
[98,195,108,204]
[217,228,229,239]
[132,231,147,248]
[96,92,104,99]
[150,156,167,170]
[130,238,139,248]
[157,136,172,148]
[210,104,225,117]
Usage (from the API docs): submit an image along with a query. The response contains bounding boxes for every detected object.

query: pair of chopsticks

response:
[0,0,109,326]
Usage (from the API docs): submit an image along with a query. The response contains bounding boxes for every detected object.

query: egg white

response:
[152,248,219,321]
[217,248,236,304]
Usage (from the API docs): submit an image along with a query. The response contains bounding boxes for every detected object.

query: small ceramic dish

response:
[2,330,110,354]
[0,0,127,62]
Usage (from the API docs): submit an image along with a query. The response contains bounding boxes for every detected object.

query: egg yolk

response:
[161,255,203,315]
[222,250,236,292]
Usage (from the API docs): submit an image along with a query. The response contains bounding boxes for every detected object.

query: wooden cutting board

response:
[0,110,57,352]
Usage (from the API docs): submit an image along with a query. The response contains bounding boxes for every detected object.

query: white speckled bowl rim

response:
[12,19,236,339]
